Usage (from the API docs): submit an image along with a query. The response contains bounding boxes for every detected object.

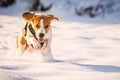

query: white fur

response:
[25,23,41,49]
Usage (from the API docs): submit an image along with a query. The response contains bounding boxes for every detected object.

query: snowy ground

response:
[0,0,120,80]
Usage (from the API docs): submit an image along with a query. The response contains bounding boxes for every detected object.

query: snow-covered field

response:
[0,0,120,80]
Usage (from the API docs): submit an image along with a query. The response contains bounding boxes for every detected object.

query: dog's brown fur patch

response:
[32,15,42,31]
[43,14,58,33]
[22,12,34,22]
[16,36,19,48]
[20,36,26,45]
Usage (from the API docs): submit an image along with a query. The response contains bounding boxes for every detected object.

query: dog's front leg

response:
[25,36,41,49]
[25,27,41,49]
[42,38,51,52]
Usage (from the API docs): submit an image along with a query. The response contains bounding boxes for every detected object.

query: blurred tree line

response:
[0,0,15,7]
[0,0,52,11]
[0,0,118,18]
[75,0,115,17]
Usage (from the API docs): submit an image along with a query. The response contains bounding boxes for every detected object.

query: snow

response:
[0,0,120,80]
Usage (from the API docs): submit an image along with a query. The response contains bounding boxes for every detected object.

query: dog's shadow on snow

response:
[0,65,26,70]
[52,59,120,73]
[52,59,64,63]
[69,62,120,73]
[11,77,32,80]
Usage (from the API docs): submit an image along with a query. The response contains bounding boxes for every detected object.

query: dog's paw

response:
[43,47,51,52]
[31,40,41,49]
[26,36,41,49]
[26,38,40,49]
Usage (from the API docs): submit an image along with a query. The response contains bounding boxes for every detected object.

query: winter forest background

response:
[0,0,120,80]
[0,0,120,19]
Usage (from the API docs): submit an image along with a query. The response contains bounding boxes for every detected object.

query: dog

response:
[16,12,58,55]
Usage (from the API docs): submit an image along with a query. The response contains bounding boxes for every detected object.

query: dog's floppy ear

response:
[46,14,59,20]
[22,12,35,22]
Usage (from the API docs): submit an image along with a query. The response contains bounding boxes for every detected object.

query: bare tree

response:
[29,0,52,11]
[0,0,15,7]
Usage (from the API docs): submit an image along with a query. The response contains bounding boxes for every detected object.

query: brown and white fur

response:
[16,12,58,55]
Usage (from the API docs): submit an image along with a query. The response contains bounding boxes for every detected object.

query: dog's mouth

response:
[39,39,48,48]
[40,40,45,48]
[40,42,44,48]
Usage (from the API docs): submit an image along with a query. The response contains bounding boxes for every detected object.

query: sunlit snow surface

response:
[0,0,120,80]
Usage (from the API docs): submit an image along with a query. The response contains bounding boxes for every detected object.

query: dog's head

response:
[22,12,58,48]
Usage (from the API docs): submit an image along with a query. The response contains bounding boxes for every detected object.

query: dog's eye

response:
[36,25,40,28]
[44,25,49,28]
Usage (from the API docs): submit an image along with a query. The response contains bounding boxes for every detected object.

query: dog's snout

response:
[39,33,44,38]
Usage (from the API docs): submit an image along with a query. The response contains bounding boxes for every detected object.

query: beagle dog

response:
[16,12,58,55]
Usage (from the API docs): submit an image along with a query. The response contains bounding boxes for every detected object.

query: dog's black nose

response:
[39,33,44,38]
